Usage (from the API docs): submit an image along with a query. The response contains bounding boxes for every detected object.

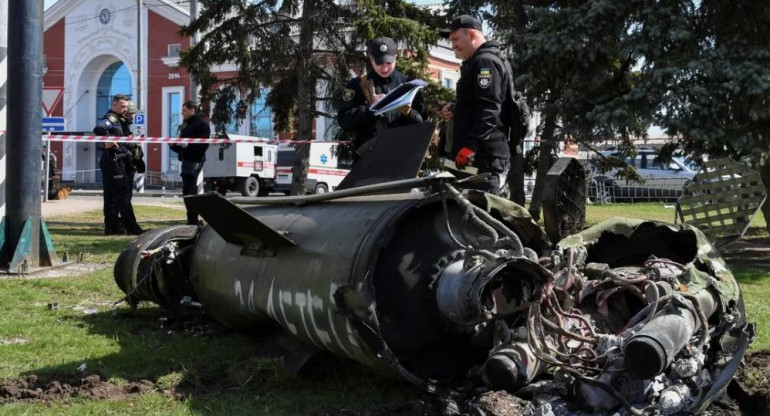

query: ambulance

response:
[202,136,277,197]
[274,142,352,194]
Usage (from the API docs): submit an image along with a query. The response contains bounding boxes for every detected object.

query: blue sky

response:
[44,0,440,11]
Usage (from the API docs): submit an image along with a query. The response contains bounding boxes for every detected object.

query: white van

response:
[275,142,352,194]
[203,138,277,197]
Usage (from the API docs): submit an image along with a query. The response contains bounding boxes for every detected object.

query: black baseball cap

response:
[440,15,482,38]
[369,37,398,64]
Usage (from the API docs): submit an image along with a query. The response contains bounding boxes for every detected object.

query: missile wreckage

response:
[114,124,753,415]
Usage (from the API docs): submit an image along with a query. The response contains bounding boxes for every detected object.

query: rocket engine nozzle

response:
[434,255,552,330]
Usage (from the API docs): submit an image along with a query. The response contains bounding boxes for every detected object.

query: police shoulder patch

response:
[342,88,356,102]
[106,114,118,123]
[477,67,492,89]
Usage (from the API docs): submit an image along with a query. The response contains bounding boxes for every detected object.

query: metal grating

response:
[675,158,766,248]
[542,157,587,244]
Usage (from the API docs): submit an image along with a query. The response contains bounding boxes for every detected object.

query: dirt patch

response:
[0,337,30,345]
[733,351,770,415]
[0,373,154,403]
[1,262,111,280]
[466,390,531,416]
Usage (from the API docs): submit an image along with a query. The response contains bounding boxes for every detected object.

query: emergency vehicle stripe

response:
[308,168,349,176]
[237,162,276,169]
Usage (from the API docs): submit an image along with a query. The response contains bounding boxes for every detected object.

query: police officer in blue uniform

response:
[94,94,143,235]
[338,37,426,163]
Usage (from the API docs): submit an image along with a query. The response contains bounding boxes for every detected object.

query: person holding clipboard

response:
[337,37,426,164]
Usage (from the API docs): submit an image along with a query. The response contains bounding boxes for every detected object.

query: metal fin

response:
[185,192,295,247]
[337,121,435,190]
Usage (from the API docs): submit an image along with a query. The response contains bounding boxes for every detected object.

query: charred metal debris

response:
[114,169,753,415]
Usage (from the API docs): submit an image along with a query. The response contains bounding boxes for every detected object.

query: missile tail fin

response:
[184,192,295,247]
[337,121,435,191]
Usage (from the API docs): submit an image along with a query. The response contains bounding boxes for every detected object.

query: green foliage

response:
[638,2,770,166]
[180,0,450,135]
[444,0,770,203]
[180,0,353,134]
[334,0,454,128]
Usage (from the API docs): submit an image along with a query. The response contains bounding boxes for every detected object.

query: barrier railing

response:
[586,176,690,204]
[58,170,183,190]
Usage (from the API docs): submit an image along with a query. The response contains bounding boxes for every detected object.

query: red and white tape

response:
[39,133,351,145]
[42,134,270,144]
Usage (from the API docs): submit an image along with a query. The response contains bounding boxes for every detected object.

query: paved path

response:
[41,195,185,218]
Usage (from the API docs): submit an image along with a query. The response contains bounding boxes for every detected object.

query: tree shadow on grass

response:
[13,305,425,415]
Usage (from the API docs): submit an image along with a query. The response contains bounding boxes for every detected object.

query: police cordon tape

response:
[40,133,351,145]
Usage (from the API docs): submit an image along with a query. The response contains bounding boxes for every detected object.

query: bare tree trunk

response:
[758,163,770,236]
[527,112,557,221]
[291,0,316,196]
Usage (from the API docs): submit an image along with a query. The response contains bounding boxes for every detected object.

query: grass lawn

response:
[0,202,766,414]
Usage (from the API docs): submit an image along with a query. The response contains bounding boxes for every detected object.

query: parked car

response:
[589,148,700,203]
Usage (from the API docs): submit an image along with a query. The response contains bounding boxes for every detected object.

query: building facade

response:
[44,0,460,185]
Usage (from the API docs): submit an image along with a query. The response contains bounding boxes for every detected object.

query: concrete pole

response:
[2,0,43,268]
[136,0,145,193]
[136,0,142,112]
[0,0,7,220]
[189,0,198,103]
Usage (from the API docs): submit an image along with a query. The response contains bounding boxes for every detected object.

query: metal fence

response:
[61,170,183,190]
[145,171,183,188]
[586,176,690,204]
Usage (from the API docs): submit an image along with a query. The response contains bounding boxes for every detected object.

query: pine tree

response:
[180,0,447,195]
[444,0,653,219]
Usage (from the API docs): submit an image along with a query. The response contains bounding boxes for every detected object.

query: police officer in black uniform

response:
[338,37,426,163]
[93,94,143,235]
[170,101,210,225]
[121,101,146,193]
[440,15,512,196]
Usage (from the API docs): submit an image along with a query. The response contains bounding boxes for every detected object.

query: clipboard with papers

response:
[369,79,428,116]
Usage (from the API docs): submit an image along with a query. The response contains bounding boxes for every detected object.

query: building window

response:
[249,89,273,138]
[440,69,460,91]
[223,99,241,135]
[167,92,181,174]
[167,44,181,57]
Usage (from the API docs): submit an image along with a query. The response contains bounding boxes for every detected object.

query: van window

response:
[330,144,353,169]
[337,156,354,169]
[648,155,668,170]
[277,149,296,167]
[253,146,263,157]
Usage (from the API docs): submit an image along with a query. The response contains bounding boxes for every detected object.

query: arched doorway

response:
[95,62,132,125]
[92,62,132,182]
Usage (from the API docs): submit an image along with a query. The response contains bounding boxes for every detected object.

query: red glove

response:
[455,147,475,169]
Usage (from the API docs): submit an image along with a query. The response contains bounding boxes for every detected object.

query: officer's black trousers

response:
[102,172,141,234]
[181,170,202,225]
[467,156,510,196]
